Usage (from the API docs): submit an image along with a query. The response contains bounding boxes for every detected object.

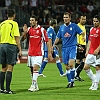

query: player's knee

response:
[43,58,48,62]
[84,64,90,70]
[56,59,60,63]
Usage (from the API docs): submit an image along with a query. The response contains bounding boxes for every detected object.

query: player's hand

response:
[52,45,59,51]
[19,50,22,58]
[82,37,86,42]
[93,49,99,55]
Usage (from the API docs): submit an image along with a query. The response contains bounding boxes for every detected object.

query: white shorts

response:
[85,54,100,67]
[27,56,43,67]
[96,55,100,66]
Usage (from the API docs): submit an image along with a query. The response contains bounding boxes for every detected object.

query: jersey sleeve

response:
[13,22,20,36]
[47,28,53,39]
[41,27,48,42]
[56,26,62,38]
[88,27,93,41]
[75,24,82,35]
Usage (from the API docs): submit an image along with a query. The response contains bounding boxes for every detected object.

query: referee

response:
[0,9,22,94]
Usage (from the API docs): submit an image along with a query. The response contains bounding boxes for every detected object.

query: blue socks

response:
[39,61,47,74]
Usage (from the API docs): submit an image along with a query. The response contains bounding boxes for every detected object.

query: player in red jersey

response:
[21,15,52,92]
[84,15,100,90]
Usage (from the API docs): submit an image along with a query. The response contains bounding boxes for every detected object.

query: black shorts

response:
[0,44,18,66]
[76,45,86,60]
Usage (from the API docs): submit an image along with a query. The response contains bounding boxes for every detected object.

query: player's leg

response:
[53,49,64,76]
[29,56,43,92]
[0,44,7,93]
[84,54,96,89]
[38,51,48,75]
[92,56,100,90]
[0,65,7,93]
[62,48,72,87]
[75,46,86,81]
[91,65,100,90]
[75,60,85,81]
[28,66,33,91]
[75,59,80,80]
[5,64,14,94]
[38,59,48,75]
[1,44,17,94]
[68,46,77,87]
[69,59,75,87]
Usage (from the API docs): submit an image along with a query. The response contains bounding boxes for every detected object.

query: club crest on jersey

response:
[36,30,39,34]
[64,32,71,37]
[96,29,99,33]
[70,27,72,30]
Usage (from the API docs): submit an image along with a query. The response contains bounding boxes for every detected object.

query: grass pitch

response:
[0,63,100,100]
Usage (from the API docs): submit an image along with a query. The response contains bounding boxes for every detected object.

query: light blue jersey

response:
[44,26,56,51]
[57,22,82,64]
[57,22,82,47]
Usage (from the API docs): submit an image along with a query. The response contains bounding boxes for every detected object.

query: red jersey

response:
[88,27,100,54]
[27,25,48,56]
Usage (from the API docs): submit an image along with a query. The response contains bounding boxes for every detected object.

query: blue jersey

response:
[57,22,82,48]
[44,26,56,51]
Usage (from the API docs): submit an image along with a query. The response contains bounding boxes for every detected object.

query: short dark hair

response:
[7,9,15,17]
[30,15,38,21]
[79,13,86,18]
[49,19,57,26]
[94,15,100,21]
[64,12,71,18]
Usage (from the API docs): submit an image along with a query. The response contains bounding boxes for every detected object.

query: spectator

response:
[87,2,94,12]
[29,0,38,15]
[5,0,11,7]
[80,3,88,14]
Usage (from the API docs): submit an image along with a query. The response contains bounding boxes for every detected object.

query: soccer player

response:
[0,9,22,94]
[53,12,85,88]
[84,15,100,90]
[21,15,52,92]
[38,19,64,76]
[75,14,87,81]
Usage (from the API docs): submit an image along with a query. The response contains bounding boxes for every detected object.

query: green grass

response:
[0,63,100,100]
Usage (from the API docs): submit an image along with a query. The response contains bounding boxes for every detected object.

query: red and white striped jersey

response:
[27,25,48,56]
[88,27,100,54]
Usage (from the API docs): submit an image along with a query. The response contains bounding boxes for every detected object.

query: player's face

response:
[63,14,71,25]
[93,18,100,28]
[80,16,86,25]
[30,18,37,27]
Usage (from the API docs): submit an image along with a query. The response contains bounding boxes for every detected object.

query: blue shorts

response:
[44,47,59,58]
[62,46,77,64]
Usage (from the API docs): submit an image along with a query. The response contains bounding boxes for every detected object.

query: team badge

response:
[70,27,72,30]
[36,30,39,34]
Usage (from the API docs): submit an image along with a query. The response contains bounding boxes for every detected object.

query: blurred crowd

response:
[0,0,100,26]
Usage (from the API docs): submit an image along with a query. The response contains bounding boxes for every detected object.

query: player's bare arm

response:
[15,36,22,57]
[48,38,53,54]
[46,42,53,61]
[94,45,100,55]
[85,40,91,56]
[53,38,60,48]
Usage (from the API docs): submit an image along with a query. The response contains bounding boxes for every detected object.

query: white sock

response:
[32,71,38,86]
[85,69,95,82]
[95,70,100,83]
